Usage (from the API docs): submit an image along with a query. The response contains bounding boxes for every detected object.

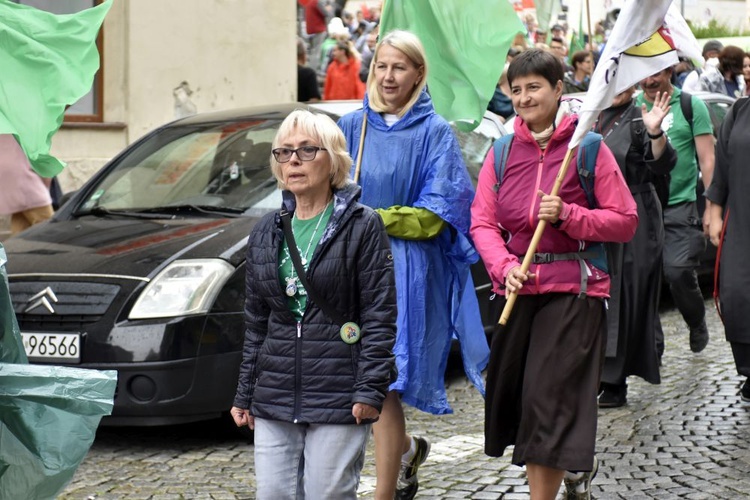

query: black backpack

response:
[491,131,608,273]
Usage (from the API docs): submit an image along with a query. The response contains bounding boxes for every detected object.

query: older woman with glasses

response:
[230,109,397,500]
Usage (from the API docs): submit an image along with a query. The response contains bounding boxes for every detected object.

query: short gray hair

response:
[271,110,352,190]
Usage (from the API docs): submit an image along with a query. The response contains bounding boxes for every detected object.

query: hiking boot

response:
[689,321,709,353]
[741,378,750,403]
[563,455,599,500]
[395,436,431,500]
[598,383,627,408]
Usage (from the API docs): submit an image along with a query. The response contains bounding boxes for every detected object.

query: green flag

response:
[535,0,561,35]
[569,3,586,61]
[380,0,524,131]
[0,0,112,177]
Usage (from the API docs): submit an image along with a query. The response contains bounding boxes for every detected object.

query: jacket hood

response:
[281,182,361,215]
[279,182,363,245]
[513,110,579,149]
[363,89,434,131]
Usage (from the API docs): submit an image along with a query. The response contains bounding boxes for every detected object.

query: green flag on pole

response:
[380,0,524,131]
[569,3,586,61]
[0,0,113,177]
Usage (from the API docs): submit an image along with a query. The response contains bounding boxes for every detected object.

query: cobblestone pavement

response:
[60,299,750,499]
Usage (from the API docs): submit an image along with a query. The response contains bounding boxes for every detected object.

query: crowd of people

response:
[296,1,382,103]
[298,2,750,109]
[231,3,750,499]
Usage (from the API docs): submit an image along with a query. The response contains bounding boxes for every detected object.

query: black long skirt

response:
[485,293,605,472]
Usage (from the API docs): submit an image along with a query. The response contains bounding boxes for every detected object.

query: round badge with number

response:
[340,322,361,344]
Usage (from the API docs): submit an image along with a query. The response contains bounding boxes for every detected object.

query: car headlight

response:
[129,259,235,320]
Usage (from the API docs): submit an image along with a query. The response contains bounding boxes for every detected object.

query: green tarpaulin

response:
[0,247,116,499]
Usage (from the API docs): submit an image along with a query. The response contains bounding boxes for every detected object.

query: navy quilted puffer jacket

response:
[233,183,396,424]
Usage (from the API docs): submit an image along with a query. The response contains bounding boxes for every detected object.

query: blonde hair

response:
[366,30,428,117]
[271,110,352,190]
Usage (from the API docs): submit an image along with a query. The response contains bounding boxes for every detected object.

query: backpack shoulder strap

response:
[680,90,694,134]
[576,131,602,208]
[492,133,514,191]
[629,108,645,153]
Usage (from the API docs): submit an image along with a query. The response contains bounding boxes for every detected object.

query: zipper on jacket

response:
[293,320,302,423]
[286,197,359,424]
[528,153,545,228]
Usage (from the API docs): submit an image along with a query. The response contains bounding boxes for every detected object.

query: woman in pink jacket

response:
[470,49,638,499]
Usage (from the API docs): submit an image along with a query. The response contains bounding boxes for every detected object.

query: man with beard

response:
[636,67,715,356]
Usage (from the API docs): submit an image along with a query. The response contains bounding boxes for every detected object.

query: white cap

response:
[327,17,350,37]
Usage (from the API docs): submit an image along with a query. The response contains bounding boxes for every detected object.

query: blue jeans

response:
[254,418,370,500]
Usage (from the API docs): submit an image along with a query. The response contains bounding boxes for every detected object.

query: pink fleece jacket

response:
[470,114,638,298]
[0,135,51,215]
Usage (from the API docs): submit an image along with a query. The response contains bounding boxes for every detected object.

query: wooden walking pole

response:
[353,112,367,184]
[499,147,576,325]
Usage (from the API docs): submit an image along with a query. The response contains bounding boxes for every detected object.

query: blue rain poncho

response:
[338,90,490,414]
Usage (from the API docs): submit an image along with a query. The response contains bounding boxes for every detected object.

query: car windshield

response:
[74,111,503,218]
[76,119,283,218]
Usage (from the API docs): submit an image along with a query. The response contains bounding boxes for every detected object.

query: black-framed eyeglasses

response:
[272,146,327,162]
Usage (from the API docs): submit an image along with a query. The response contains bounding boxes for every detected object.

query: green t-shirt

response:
[635,87,713,205]
[279,203,334,320]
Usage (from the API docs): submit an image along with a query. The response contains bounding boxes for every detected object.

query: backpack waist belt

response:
[532,250,600,297]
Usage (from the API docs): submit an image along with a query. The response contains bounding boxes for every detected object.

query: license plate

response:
[21,332,81,363]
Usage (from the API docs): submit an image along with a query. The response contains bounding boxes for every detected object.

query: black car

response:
[3,102,504,428]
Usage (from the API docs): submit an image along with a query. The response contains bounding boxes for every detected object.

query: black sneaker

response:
[598,383,627,408]
[689,321,709,353]
[563,456,599,499]
[741,378,750,403]
[395,436,431,500]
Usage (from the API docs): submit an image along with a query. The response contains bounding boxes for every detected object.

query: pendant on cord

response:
[285,277,298,297]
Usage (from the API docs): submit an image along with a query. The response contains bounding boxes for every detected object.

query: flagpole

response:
[585,0,593,51]
[499,147,576,325]
[353,112,367,184]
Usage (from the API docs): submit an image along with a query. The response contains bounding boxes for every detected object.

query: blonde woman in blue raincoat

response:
[338,30,490,500]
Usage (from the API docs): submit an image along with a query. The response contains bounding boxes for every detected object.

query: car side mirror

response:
[58,190,78,210]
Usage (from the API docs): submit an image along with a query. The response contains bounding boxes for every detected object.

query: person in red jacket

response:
[470,49,638,499]
[323,41,365,101]
[300,0,334,76]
